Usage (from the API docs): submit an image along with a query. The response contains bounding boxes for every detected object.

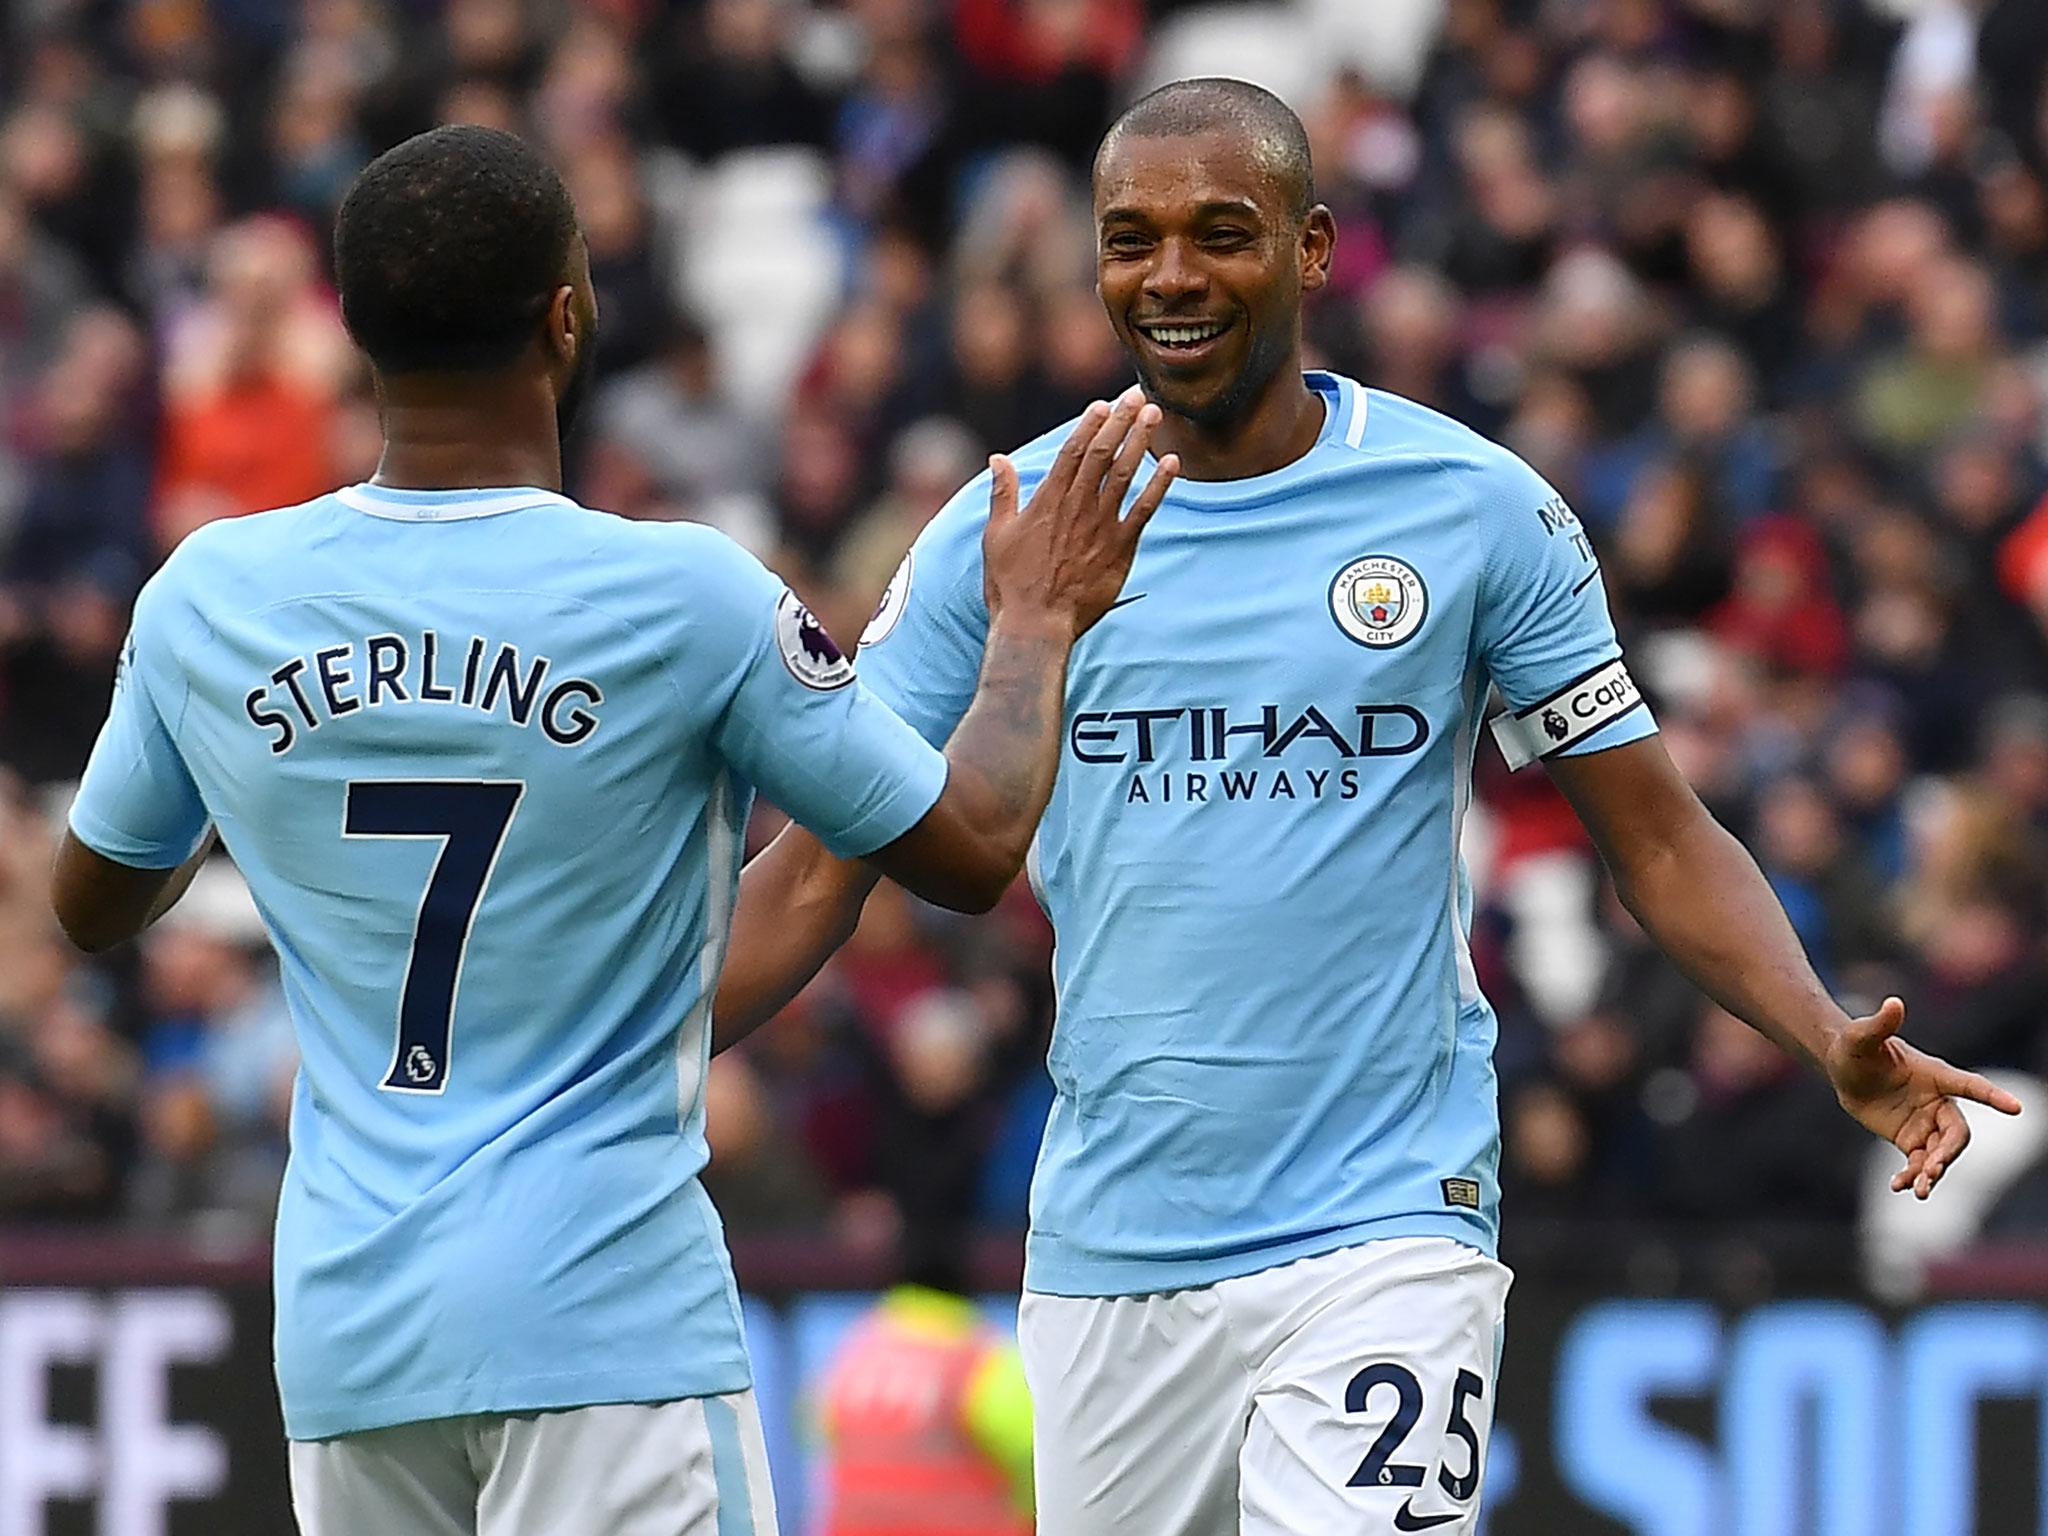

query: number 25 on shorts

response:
[1346,1362,1485,1523]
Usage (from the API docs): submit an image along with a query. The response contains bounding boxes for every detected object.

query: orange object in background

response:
[153,371,335,549]
[820,1286,1034,1536]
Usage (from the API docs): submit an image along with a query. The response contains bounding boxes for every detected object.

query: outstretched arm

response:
[714,825,871,1052]
[714,601,1077,1049]
[861,600,1082,913]
[1547,735,2021,1199]
[716,390,1178,1052]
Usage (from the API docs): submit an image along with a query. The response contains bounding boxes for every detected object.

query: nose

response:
[1144,237,1208,307]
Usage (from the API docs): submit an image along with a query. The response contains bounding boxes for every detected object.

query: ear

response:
[1300,205,1337,296]
[545,283,580,371]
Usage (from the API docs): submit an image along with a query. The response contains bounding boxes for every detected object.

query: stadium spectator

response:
[815,1223,1035,1536]
[0,778,135,1221]
[1651,1000,1867,1223]
[153,217,353,548]
[589,311,772,542]
[654,0,835,160]
[835,414,984,599]
[0,308,152,783]
[129,865,295,1231]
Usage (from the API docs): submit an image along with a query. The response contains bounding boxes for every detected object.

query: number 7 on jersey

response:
[343,779,524,1093]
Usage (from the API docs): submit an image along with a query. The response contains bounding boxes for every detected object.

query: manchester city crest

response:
[1329,555,1428,648]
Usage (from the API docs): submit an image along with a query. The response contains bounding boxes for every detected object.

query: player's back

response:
[113,484,771,1438]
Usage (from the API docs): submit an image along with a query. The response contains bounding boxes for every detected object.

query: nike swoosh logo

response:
[1393,1501,1461,1531]
[1106,592,1147,612]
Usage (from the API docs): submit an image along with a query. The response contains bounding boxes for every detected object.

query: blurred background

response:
[5,0,2048,1531]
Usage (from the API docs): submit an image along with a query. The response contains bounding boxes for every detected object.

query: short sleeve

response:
[854,473,994,748]
[68,578,210,868]
[1471,453,1657,770]
[705,543,948,860]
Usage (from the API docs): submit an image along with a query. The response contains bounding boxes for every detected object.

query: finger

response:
[1046,401,1110,497]
[1086,385,1147,477]
[1843,996,1906,1052]
[1081,385,1147,488]
[1123,453,1180,537]
[1911,1104,1969,1198]
[1936,1065,2025,1116]
[1891,1145,1925,1193]
[1929,1101,1972,1174]
[987,454,1019,526]
[1100,402,1163,513]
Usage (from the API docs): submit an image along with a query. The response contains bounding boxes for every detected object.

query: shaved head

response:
[1098,78,1315,221]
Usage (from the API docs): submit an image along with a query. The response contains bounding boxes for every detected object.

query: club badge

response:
[1330,555,1428,648]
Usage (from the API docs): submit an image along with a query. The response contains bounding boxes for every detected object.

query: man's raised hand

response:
[982,384,1179,639]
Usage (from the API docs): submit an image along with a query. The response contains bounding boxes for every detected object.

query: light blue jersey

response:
[858,374,1656,1297]
[69,483,947,1439]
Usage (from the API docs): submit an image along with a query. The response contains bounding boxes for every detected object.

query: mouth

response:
[1133,316,1235,365]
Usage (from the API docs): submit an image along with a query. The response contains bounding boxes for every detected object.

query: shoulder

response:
[1350,386,1517,477]
[922,409,1085,534]
[578,510,786,619]
[546,512,810,693]
[1010,413,1086,481]
[1350,385,1559,518]
[909,409,1088,563]
[161,495,330,572]
[141,497,334,628]
[583,506,752,566]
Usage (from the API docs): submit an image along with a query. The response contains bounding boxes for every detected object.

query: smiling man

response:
[714,79,2017,1535]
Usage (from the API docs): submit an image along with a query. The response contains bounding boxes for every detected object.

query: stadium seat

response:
[1127,5,1330,113]
[1859,1070,2048,1301]
[674,148,843,416]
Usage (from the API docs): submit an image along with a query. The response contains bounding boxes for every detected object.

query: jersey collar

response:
[335,483,580,522]
[1137,371,1358,512]
[1326,371,1369,449]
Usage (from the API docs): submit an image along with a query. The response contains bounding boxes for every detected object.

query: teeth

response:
[1146,323,1225,345]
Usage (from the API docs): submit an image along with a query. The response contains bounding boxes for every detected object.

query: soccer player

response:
[48,125,1176,1536]
[713,80,2023,1534]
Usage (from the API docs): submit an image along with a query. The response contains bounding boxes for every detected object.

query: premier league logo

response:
[861,551,913,648]
[799,611,842,667]
[775,589,857,690]
[1329,555,1429,648]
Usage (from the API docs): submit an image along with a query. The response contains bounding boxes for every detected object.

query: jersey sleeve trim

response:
[815,749,949,860]
[1488,658,1648,770]
[65,804,205,869]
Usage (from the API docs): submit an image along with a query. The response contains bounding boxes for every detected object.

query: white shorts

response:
[288,1392,779,1536]
[1020,1237,1512,1536]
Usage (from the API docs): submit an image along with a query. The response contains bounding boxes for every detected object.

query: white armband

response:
[1488,659,1645,771]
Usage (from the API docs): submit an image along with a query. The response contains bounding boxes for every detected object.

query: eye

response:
[1103,232,1152,255]
[1203,226,1253,249]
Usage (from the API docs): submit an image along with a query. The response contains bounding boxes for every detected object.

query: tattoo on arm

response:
[947,615,1071,847]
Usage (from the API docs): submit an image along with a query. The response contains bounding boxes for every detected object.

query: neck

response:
[1150,361,1323,481]
[370,369,564,492]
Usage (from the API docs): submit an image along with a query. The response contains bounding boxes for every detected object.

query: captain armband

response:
[1488,658,1646,771]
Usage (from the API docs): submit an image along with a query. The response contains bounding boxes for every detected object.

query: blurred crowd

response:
[4,0,2048,1266]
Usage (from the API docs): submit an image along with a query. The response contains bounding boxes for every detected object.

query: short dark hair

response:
[334,125,579,374]
[1098,77,1316,219]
